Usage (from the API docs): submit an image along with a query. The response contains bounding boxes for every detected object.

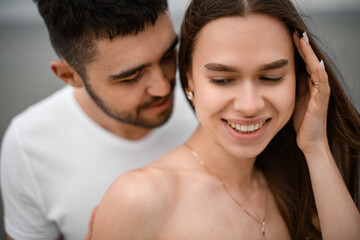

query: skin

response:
[51,13,177,140]
[7,12,178,240]
[292,33,360,240]
[92,14,293,240]
[90,13,360,240]
[187,15,296,167]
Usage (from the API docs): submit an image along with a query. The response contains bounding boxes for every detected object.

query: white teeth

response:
[240,125,247,132]
[226,120,266,133]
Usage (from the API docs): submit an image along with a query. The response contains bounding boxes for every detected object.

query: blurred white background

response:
[0,0,359,238]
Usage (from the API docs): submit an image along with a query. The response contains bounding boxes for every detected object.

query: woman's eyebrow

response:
[258,59,288,71]
[204,63,239,72]
[204,59,288,73]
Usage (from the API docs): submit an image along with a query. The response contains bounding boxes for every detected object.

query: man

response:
[0,1,197,239]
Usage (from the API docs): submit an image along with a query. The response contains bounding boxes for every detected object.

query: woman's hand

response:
[293,32,360,240]
[292,32,331,156]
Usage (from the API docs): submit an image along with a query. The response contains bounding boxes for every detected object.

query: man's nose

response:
[147,65,172,97]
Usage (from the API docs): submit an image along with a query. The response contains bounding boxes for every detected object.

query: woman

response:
[91,0,360,239]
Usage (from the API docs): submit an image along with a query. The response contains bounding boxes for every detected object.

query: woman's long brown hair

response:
[178,0,360,239]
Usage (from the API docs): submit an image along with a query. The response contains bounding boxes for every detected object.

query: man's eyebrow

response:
[108,63,151,81]
[204,63,239,72]
[108,36,178,81]
[163,35,179,57]
[258,59,288,71]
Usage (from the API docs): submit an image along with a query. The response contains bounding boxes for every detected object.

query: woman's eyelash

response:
[210,78,234,85]
[211,76,284,84]
[260,76,284,81]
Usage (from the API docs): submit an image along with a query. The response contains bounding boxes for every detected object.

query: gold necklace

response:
[184,143,268,236]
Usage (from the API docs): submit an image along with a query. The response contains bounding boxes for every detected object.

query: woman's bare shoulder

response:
[101,166,178,211]
[92,162,181,239]
[111,164,180,201]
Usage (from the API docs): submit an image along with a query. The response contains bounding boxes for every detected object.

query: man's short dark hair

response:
[33,0,168,79]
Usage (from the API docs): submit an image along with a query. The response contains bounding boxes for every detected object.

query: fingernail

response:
[302,32,309,44]
[320,60,325,71]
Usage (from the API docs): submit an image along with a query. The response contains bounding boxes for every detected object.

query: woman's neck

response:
[186,127,261,189]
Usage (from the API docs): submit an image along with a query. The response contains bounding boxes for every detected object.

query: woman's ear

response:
[186,71,194,91]
[185,71,195,102]
[50,60,84,88]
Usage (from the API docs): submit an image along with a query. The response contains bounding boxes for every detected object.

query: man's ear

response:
[50,61,83,88]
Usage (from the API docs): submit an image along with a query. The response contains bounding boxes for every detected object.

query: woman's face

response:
[188,13,296,158]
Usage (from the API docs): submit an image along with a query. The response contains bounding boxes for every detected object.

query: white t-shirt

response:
[1,85,198,240]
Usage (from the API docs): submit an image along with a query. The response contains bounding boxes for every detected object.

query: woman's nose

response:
[233,82,265,116]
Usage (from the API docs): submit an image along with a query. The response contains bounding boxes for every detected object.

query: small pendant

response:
[261,221,266,236]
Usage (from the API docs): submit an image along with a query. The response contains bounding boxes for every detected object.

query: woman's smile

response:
[225,119,267,133]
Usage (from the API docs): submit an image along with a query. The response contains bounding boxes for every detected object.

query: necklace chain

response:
[184,143,267,236]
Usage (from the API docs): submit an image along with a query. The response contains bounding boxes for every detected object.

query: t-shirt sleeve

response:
[1,120,60,240]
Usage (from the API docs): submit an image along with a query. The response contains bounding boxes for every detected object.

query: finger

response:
[314,62,330,104]
[293,32,310,99]
[293,32,305,60]
[299,32,321,77]
[292,32,311,78]
[298,32,326,92]
[308,75,317,98]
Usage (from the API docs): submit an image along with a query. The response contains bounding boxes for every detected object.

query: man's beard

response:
[83,80,175,129]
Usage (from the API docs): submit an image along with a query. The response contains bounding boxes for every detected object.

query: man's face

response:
[83,13,177,129]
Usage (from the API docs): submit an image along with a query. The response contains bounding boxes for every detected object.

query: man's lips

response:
[144,94,173,111]
[149,96,169,108]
